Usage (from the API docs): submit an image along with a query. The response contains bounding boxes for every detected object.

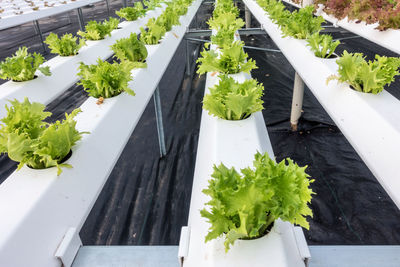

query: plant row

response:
[257,0,400,94]
[0,0,81,15]
[312,0,400,31]
[0,0,194,174]
[194,0,314,253]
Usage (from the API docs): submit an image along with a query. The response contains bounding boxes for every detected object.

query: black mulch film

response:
[0,0,399,247]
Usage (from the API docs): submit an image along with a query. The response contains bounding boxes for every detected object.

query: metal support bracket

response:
[186,40,191,76]
[185,28,266,38]
[104,0,110,17]
[290,72,304,131]
[293,227,311,267]
[245,5,251,29]
[77,8,85,31]
[184,37,281,52]
[55,228,82,267]
[33,20,47,53]
[153,87,167,157]
[178,226,190,267]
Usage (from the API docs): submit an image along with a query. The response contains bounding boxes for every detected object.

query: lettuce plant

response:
[306,33,340,58]
[116,2,146,21]
[208,12,244,47]
[0,47,51,82]
[140,18,166,45]
[0,98,85,175]
[44,33,86,56]
[203,75,264,120]
[107,17,121,30]
[201,152,314,251]
[315,0,351,19]
[213,0,239,18]
[156,7,180,31]
[375,6,400,30]
[281,6,325,39]
[257,0,291,24]
[197,41,257,75]
[208,11,244,32]
[315,0,400,30]
[78,59,135,98]
[168,0,192,16]
[327,51,400,94]
[143,0,163,10]
[78,19,114,40]
[111,33,147,67]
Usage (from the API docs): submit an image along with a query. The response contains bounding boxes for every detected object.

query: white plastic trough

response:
[0,5,166,119]
[181,68,309,266]
[0,0,103,30]
[281,0,400,55]
[0,0,202,266]
[244,0,400,209]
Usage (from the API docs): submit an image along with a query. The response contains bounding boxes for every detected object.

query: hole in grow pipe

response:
[324,53,338,59]
[349,84,369,93]
[27,149,73,170]
[239,222,274,241]
[61,53,79,57]
[12,75,38,82]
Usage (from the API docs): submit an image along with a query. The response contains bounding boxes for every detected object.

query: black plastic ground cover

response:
[79,3,214,246]
[0,0,399,247]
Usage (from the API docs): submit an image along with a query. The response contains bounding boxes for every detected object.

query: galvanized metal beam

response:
[33,20,47,53]
[76,8,85,31]
[153,87,167,157]
[104,0,110,17]
[185,28,266,38]
[185,37,281,52]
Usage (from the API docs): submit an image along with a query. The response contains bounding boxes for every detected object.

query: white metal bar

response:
[72,246,180,267]
[55,228,82,267]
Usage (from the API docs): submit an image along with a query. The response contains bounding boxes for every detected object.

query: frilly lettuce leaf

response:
[0,47,51,81]
[78,58,135,98]
[197,41,257,75]
[111,33,148,65]
[0,98,86,175]
[116,3,146,21]
[327,51,400,94]
[45,32,86,56]
[306,32,340,58]
[201,152,314,252]
[203,75,264,120]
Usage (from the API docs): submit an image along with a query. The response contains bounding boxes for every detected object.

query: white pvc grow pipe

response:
[244,0,400,209]
[181,26,309,265]
[0,0,102,30]
[0,5,166,119]
[182,71,308,267]
[0,0,202,266]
